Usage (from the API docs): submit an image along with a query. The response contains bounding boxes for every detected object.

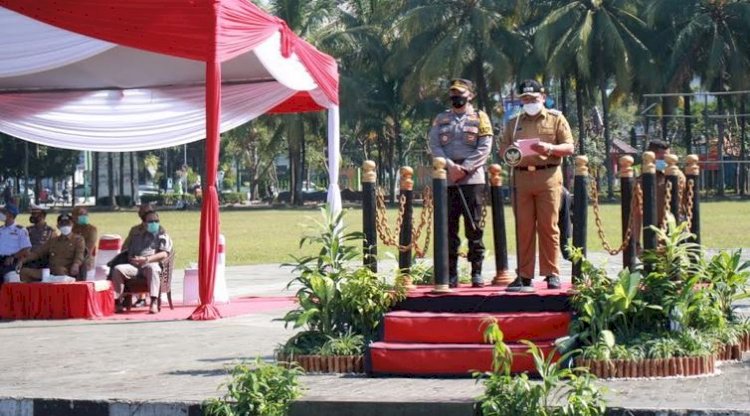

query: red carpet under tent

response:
[368,282,573,377]
[0,0,341,321]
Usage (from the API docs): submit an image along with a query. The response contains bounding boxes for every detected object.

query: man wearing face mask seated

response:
[20,214,85,282]
[111,210,172,314]
[71,206,97,278]
[0,204,32,283]
[25,205,57,270]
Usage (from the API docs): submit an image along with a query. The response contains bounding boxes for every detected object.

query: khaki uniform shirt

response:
[28,223,56,253]
[428,104,493,186]
[73,223,98,269]
[125,226,172,259]
[26,234,85,276]
[502,108,574,167]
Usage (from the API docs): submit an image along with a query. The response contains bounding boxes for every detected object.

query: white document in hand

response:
[515,138,540,157]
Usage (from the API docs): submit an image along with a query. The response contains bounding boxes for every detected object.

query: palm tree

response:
[392,0,526,118]
[534,0,654,199]
[649,0,750,196]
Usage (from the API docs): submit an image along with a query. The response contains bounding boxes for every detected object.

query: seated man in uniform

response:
[111,210,172,314]
[72,206,98,278]
[25,205,57,269]
[0,204,31,283]
[20,214,85,282]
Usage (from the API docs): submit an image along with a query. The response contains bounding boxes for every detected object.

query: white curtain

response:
[0,7,115,77]
[0,82,297,151]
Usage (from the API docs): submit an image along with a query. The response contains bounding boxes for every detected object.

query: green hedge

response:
[219,192,246,205]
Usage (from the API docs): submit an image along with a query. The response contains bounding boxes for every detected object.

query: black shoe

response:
[448,277,458,288]
[545,275,562,290]
[471,274,484,288]
[506,276,535,292]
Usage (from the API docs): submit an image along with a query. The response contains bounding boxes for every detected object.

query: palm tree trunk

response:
[661,97,669,141]
[119,152,125,204]
[740,100,746,196]
[575,74,586,155]
[684,84,692,154]
[93,152,99,204]
[717,96,725,197]
[560,77,571,189]
[287,116,304,206]
[599,78,614,199]
[107,152,117,208]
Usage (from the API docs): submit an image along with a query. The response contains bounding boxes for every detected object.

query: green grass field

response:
[24,201,749,267]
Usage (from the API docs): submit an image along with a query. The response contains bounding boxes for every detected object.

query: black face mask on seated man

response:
[450,95,467,108]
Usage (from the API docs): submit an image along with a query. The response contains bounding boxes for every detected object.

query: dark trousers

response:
[447,184,485,281]
[0,255,17,283]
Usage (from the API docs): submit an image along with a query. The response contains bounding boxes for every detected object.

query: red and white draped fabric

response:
[0,0,341,320]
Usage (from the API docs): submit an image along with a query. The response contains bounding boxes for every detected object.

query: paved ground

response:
[1,252,750,415]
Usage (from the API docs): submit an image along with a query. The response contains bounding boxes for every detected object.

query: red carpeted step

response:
[368,340,558,376]
[382,311,571,344]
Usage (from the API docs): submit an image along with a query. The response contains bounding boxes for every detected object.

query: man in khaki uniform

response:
[27,206,56,252]
[428,78,493,288]
[20,214,85,282]
[112,210,172,314]
[72,206,97,275]
[502,80,575,292]
[25,205,56,269]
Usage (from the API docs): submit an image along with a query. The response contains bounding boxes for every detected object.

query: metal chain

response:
[661,180,673,230]
[684,179,695,230]
[374,187,404,248]
[590,177,643,255]
[375,186,434,255]
[410,186,433,258]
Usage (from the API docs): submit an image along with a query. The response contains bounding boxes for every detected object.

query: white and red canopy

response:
[0,0,342,319]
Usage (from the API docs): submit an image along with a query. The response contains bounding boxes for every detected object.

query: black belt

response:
[451,159,465,164]
[515,164,559,172]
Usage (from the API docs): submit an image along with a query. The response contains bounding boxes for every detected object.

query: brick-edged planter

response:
[276,354,364,374]
[716,343,743,361]
[576,355,715,379]
[741,333,750,353]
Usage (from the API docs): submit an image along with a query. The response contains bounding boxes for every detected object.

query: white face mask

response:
[59,226,72,236]
[523,102,544,116]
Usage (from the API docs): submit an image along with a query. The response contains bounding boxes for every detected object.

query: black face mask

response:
[29,216,39,224]
[450,96,467,108]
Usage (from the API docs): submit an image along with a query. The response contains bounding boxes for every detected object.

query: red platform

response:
[369,340,558,376]
[368,283,573,377]
[0,281,114,320]
[383,311,571,344]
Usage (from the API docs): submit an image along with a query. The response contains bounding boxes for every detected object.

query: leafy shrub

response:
[477,319,607,416]
[203,358,301,416]
[279,208,405,355]
[220,192,247,205]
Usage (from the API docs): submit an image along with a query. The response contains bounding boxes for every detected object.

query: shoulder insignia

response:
[15,225,23,229]
[547,109,562,116]
[477,111,492,136]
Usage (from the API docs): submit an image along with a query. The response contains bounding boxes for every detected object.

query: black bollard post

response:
[489,164,512,286]
[431,157,451,293]
[642,151,658,274]
[362,160,378,273]
[398,166,415,288]
[685,155,701,244]
[572,156,589,282]
[620,156,637,272]
[666,154,681,223]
